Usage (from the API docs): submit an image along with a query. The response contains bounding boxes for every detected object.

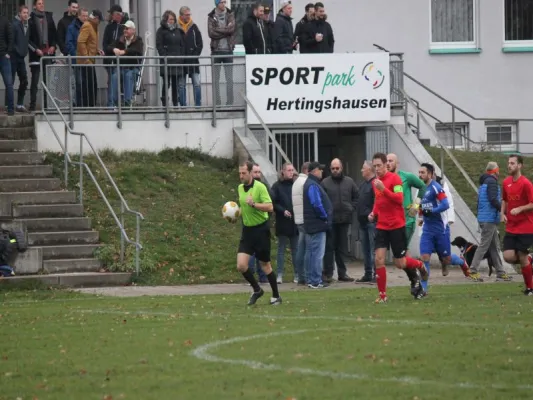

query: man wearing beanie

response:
[273,0,295,54]
[208,0,236,106]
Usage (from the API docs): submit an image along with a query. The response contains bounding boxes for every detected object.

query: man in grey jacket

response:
[291,161,309,284]
[321,158,358,282]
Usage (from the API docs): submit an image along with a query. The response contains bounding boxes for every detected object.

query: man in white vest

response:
[291,161,309,284]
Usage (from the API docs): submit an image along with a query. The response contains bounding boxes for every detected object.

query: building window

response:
[504,0,533,48]
[485,122,517,151]
[430,0,478,50]
[229,0,274,45]
[435,122,468,148]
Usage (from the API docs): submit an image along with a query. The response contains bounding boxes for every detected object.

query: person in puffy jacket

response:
[469,162,508,279]
[156,10,185,107]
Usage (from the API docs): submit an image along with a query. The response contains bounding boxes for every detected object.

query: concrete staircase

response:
[0,115,131,286]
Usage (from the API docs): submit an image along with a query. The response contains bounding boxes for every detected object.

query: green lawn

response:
[1,284,532,400]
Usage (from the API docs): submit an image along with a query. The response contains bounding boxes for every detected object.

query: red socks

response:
[376,266,387,298]
[521,264,533,290]
[405,256,423,270]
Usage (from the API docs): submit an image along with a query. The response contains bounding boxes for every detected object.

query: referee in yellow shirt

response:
[237,161,282,306]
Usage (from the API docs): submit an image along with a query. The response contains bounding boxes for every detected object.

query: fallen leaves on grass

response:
[183,339,193,346]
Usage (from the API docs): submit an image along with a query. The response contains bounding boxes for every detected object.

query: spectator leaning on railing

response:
[301,2,334,53]
[108,20,144,108]
[273,1,296,54]
[66,8,88,107]
[208,0,236,106]
[156,10,185,107]
[77,9,104,108]
[178,6,203,107]
[10,5,30,113]
[28,0,57,112]
[294,3,314,54]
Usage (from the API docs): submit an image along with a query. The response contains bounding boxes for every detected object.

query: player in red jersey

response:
[368,153,429,303]
[501,154,533,295]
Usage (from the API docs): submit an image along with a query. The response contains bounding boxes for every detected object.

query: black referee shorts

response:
[238,221,271,263]
[375,227,408,259]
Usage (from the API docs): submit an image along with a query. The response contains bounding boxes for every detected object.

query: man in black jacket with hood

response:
[243,3,270,55]
[57,0,78,56]
[294,3,314,53]
[273,1,295,54]
[28,0,57,112]
[102,5,125,107]
[9,5,30,113]
[301,2,334,53]
[0,14,14,115]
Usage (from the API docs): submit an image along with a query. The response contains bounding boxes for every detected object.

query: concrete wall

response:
[36,116,242,157]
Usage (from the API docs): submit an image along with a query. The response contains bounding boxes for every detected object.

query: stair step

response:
[40,244,101,260]
[0,115,33,128]
[18,217,92,232]
[0,165,53,178]
[0,178,61,192]
[43,258,102,273]
[13,203,84,218]
[0,126,35,139]
[28,231,99,246]
[1,272,131,288]
[0,139,37,152]
[0,152,45,166]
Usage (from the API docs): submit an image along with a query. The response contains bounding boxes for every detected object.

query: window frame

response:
[435,122,469,149]
[428,0,480,50]
[502,0,533,49]
[485,121,518,151]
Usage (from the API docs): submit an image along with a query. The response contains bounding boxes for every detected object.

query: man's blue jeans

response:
[276,235,298,276]
[111,67,138,106]
[0,56,14,113]
[178,72,201,106]
[248,254,267,282]
[305,231,326,286]
[294,225,307,283]
[359,222,376,278]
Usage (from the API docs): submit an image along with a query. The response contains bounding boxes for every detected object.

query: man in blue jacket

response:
[469,161,509,281]
[66,8,88,107]
[303,162,332,288]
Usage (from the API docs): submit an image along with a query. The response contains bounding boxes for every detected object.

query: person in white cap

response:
[273,0,296,54]
[107,19,144,107]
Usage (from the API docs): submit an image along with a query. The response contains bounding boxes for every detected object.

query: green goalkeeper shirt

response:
[398,170,426,225]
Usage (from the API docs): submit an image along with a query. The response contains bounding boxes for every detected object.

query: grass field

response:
[1,283,532,400]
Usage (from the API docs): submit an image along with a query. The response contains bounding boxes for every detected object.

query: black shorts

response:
[375,227,408,259]
[503,233,533,254]
[238,221,271,262]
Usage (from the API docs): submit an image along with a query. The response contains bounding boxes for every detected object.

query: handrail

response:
[401,88,479,194]
[40,82,144,275]
[240,90,291,165]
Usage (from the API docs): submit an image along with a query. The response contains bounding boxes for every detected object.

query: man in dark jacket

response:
[356,160,376,283]
[469,161,507,279]
[103,5,125,107]
[321,158,357,282]
[273,1,295,54]
[301,2,334,53]
[0,14,15,115]
[261,6,275,53]
[303,162,332,288]
[66,8,88,107]
[56,0,78,56]
[28,0,57,112]
[9,5,30,113]
[271,163,298,284]
[178,6,203,107]
[294,3,314,53]
[243,3,269,55]
[108,20,144,107]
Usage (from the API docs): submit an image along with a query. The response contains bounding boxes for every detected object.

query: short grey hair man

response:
[469,161,509,281]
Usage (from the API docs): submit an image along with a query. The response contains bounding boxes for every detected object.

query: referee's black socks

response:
[242,269,261,292]
[266,272,280,298]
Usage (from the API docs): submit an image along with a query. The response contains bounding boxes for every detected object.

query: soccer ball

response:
[222,201,241,223]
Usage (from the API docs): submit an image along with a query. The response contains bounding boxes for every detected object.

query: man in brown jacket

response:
[207,0,236,106]
[77,9,103,107]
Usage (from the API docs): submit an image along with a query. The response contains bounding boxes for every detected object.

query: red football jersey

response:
[503,175,533,234]
[372,171,406,230]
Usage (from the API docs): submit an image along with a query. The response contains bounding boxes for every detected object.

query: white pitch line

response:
[190,327,533,391]
[74,309,526,329]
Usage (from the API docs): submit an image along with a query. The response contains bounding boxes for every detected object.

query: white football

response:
[222,201,241,223]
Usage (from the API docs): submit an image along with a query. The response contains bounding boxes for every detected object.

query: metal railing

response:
[40,82,144,275]
[403,72,533,151]
[40,54,246,128]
